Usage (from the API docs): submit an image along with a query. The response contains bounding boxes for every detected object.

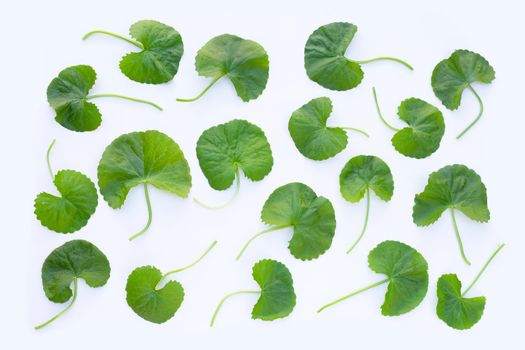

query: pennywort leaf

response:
[34,140,98,233]
[437,244,504,330]
[194,119,273,209]
[304,22,413,91]
[97,130,192,241]
[372,87,445,158]
[177,34,269,102]
[431,50,495,139]
[413,164,490,265]
[236,183,336,261]
[83,20,184,84]
[339,155,394,254]
[47,65,162,132]
[288,97,369,161]
[210,259,296,326]
[318,240,428,316]
[35,240,110,329]
[126,241,217,324]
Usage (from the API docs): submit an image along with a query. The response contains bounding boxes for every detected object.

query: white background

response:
[1,0,524,348]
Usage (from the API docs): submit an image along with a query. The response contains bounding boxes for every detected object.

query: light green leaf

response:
[35,170,98,233]
[178,34,269,102]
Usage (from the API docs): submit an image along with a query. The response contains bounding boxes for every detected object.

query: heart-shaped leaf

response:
[288,97,368,161]
[318,240,428,316]
[413,164,490,265]
[84,20,183,84]
[177,34,269,102]
[35,240,111,329]
[236,182,336,261]
[98,130,192,240]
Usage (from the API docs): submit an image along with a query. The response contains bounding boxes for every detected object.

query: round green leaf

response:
[195,34,269,101]
[431,49,495,110]
[47,65,101,132]
[35,170,98,233]
[251,259,296,321]
[261,183,336,260]
[196,119,273,190]
[391,98,445,159]
[126,266,185,324]
[97,130,192,209]
[339,155,393,203]
[289,97,351,160]
[119,20,184,84]
[436,274,486,330]
[368,240,429,316]
[42,240,110,303]
[304,22,364,91]
[413,164,490,226]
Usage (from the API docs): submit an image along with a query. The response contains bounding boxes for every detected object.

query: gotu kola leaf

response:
[34,140,98,234]
[177,34,269,102]
[288,97,368,161]
[126,241,216,324]
[431,49,495,139]
[318,240,428,316]
[97,130,192,241]
[372,87,445,159]
[413,164,490,266]
[35,240,111,330]
[236,182,336,261]
[47,65,162,132]
[304,22,413,91]
[210,259,296,326]
[437,243,504,330]
[339,155,394,254]
[194,119,273,209]
[83,20,184,84]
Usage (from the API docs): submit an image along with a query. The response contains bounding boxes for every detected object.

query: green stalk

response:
[340,127,370,138]
[194,168,241,209]
[317,278,389,313]
[372,87,401,132]
[46,139,56,180]
[82,30,143,49]
[235,225,292,261]
[129,183,153,241]
[346,188,370,254]
[456,85,484,140]
[350,56,413,70]
[87,94,163,111]
[35,279,78,330]
[176,75,224,102]
[462,243,505,296]
[450,208,471,266]
[210,290,260,327]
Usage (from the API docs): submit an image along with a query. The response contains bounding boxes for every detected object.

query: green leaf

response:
[289,97,348,160]
[196,119,273,190]
[368,240,429,316]
[36,240,110,329]
[238,182,336,260]
[178,34,269,102]
[47,65,101,132]
[98,130,191,240]
[35,170,98,233]
[318,240,428,316]
[339,155,393,203]
[251,259,296,320]
[126,266,184,324]
[392,98,445,158]
[119,20,184,84]
[304,22,413,91]
[436,274,485,330]
[431,50,495,110]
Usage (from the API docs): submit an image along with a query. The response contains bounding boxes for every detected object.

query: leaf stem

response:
[194,167,241,209]
[339,127,370,138]
[346,188,370,254]
[160,240,218,281]
[46,139,56,181]
[372,87,400,132]
[350,56,413,71]
[176,75,224,102]
[317,278,389,313]
[462,243,505,296]
[87,94,163,111]
[128,183,153,241]
[82,30,143,49]
[235,225,292,261]
[456,85,484,140]
[35,278,78,330]
[450,208,471,266]
[210,290,261,327]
